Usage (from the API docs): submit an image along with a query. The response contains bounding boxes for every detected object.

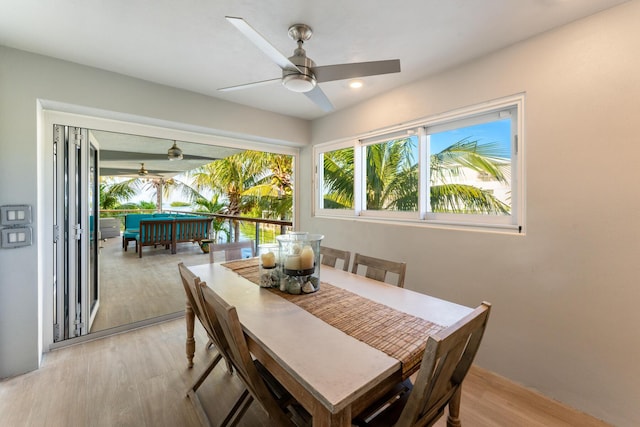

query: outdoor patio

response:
[92,235,222,333]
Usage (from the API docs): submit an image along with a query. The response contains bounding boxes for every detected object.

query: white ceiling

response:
[0,0,629,120]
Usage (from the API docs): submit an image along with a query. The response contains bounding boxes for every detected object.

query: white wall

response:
[0,46,309,379]
[301,2,640,426]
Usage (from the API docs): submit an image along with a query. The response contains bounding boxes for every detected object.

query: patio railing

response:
[100,209,293,251]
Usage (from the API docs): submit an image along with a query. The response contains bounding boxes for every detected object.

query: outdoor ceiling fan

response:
[219,16,401,112]
[138,163,149,176]
[135,163,168,179]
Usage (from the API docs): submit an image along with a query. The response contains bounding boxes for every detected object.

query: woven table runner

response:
[222,258,444,379]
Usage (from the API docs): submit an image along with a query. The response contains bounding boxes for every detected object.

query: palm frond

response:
[430,184,510,214]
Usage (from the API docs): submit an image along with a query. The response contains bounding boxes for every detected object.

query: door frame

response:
[39,103,300,351]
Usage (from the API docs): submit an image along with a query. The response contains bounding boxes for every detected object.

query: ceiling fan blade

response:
[225,16,300,72]
[218,78,281,92]
[304,86,334,112]
[100,168,173,177]
[313,59,401,83]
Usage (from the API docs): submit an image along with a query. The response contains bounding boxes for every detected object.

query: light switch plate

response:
[1,227,33,248]
[1,205,32,226]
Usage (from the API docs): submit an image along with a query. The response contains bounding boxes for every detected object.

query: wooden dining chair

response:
[320,246,351,271]
[352,302,491,427]
[178,262,235,423]
[196,283,299,427]
[209,240,255,263]
[178,262,224,358]
[351,253,407,287]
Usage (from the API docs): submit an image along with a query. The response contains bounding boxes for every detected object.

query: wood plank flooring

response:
[92,236,215,333]
[0,318,611,427]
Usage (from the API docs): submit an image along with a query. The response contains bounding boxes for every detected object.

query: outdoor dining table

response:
[185,259,473,427]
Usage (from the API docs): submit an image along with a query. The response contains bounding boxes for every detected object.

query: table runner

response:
[222,258,444,379]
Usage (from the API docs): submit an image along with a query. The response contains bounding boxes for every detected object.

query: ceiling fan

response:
[99,163,172,179]
[134,164,171,180]
[219,17,401,112]
[138,163,149,176]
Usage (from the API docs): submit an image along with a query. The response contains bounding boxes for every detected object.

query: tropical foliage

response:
[99,151,294,231]
[99,178,137,210]
[365,139,418,211]
[241,151,293,220]
[189,150,294,240]
[322,147,354,209]
[192,194,228,242]
[322,137,510,214]
[430,138,510,214]
[139,177,204,212]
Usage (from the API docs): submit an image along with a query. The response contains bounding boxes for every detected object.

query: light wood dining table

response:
[185,261,473,427]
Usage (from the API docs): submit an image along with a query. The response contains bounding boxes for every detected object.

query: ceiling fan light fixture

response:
[282,73,316,93]
[167,141,183,160]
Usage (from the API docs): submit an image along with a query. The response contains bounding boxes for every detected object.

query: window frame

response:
[313,94,525,233]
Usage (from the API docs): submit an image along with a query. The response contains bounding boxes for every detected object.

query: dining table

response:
[185,259,473,427]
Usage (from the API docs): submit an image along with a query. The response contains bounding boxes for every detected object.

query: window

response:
[319,146,354,210]
[363,134,418,213]
[314,95,524,232]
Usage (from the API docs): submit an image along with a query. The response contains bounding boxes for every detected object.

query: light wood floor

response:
[91,236,214,333]
[0,318,611,427]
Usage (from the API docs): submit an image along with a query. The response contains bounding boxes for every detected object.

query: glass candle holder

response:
[258,243,280,288]
[276,232,324,294]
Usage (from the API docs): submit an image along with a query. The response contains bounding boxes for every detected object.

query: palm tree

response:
[100,174,204,214]
[365,138,417,211]
[430,138,510,214]
[99,178,136,233]
[322,137,510,214]
[134,175,203,212]
[322,147,354,209]
[99,178,137,210]
[322,140,417,211]
[191,152,264,241]
[193,194,229,242]
[241,151,293,221]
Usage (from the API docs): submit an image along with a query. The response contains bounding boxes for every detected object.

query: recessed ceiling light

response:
[349,80,363,89]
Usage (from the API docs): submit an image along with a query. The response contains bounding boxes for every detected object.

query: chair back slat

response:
[197,285,295,426]
[396,302,491,427]
[351,253,407,287]
[320,246,351,271]
[421,340,467,418]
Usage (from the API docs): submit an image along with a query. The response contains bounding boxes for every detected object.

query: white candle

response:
[285,255,301,270]
[299,246,315,270]
[261,252,276,268]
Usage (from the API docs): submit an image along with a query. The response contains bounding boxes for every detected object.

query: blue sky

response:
[430,119,511,157]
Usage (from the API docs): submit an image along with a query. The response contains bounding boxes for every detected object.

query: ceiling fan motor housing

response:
[282,48,317,92]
